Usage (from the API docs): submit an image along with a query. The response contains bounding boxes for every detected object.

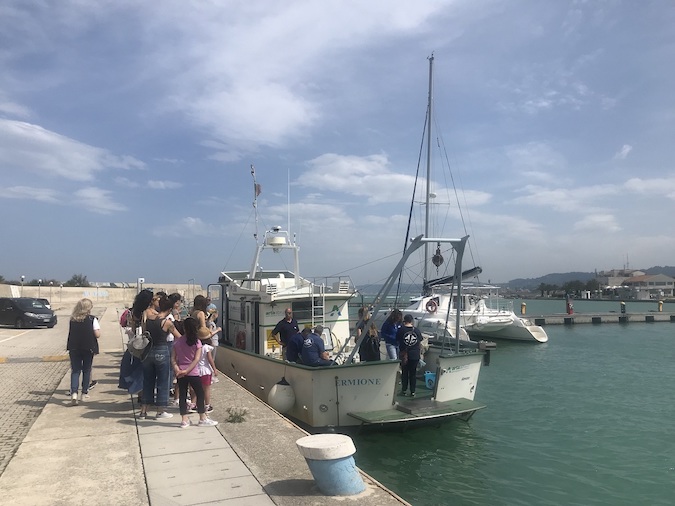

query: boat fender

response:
[425,299,438,313]
[268,376,296,413]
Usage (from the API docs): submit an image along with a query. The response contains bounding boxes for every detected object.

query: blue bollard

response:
[296,434,366,496]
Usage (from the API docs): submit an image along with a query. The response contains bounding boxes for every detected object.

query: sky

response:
[1,0,674,290]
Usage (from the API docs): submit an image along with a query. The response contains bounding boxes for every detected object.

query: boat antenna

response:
[287,169,291,237]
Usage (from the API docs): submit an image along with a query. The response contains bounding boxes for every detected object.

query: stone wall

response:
[0,283,205,311]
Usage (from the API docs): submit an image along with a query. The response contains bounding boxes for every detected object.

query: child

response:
[171,318,217,428]
[196,337,218,412]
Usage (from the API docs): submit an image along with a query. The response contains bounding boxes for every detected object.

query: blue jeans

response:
[386,343,399,360]
[69,349,94,394]
[142,345,170,408]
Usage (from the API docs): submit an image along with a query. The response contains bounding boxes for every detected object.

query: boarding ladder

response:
[311,282,326,329]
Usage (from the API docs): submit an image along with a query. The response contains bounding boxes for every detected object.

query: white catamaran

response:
[396,54,548,344]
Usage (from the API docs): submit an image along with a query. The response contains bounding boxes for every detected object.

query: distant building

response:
[596,269,645,289]
[621,274,674,300]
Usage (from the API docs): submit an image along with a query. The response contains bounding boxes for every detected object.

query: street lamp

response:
[20,275,25,296]
[188,278,195,303]
[38,279,42,297]
[60,283,63,303]
[50,281,53,301]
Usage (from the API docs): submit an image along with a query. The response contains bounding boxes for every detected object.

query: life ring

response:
[425,299,438,313]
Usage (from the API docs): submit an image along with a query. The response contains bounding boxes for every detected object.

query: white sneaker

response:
[155,412,173,419]
[71,392,78,406]
[81,393,90,400]
[198,418,218,427]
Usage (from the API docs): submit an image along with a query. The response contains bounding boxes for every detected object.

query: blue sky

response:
[1,1,674,289]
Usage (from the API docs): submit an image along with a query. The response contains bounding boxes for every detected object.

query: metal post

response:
[21,275,25,296]
[38,279,42,297]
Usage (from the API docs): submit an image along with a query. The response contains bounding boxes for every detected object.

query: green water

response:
[353,301,675,505]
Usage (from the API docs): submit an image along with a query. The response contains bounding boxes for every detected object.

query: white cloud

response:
[0,186,60,203]
[614,144,632,159]
[73,187,126,214]
[148,180,182,190]
[0,119,145,181]
[153,217,213,238]
[573,213,621,232]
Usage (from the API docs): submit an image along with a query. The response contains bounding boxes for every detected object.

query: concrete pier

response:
[531,312,675,325]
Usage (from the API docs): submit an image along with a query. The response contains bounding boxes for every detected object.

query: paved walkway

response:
[0,304,409,505]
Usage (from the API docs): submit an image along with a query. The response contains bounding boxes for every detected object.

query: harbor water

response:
[352,300,675,505]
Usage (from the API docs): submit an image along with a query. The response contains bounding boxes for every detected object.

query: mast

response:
[423,54,434,287]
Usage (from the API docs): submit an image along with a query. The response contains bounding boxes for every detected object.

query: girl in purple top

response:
[171,318,218,428]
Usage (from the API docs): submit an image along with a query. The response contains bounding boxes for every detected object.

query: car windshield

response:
[16,299,47,310]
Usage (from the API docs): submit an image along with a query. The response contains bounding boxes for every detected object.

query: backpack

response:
[119,308,131,327]
[127,329,152,359]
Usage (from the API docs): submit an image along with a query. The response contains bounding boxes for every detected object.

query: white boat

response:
[396,54,548,344]
[208,224,490,430]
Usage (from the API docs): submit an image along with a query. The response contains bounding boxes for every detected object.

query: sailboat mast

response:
[423,54,434,287]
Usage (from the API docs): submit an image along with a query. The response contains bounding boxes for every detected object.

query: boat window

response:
[291,300,312,322]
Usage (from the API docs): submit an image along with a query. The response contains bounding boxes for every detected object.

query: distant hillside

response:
[506,272,595,290]
[506,266,675,290]
[643,266,675,277]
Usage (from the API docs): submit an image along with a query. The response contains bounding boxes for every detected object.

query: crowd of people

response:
[113,290,221,427]
[66,296,426,420]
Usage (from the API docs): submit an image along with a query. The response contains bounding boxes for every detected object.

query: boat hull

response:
[215,345,485,430]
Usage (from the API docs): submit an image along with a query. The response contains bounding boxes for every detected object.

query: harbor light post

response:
[188,278,195,303]
[38,279,42,298]
[49,281,53,301]
[20,275,25,296]
[60,283,63,303]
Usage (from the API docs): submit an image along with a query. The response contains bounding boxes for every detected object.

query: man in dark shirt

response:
[301,325,332,366]
[396,314,423,396]
[286,328,307,363]
[271,308,299,359]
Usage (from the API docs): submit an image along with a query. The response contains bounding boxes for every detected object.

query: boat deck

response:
[348,394,485,426]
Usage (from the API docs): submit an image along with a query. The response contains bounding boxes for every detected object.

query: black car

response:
[0,297,57,328]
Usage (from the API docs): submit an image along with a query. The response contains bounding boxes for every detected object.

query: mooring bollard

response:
[296,434,366,496]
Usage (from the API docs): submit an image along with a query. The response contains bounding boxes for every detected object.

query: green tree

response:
[585,278,600,292]
[65,274,90,287]
[0,275,5,283]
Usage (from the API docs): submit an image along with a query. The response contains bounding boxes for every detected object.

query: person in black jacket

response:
[358,322,381,362]
[67,298,101,406]
[396,314,423,397]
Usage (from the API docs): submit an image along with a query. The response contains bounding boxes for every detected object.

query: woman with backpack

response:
[67,298,100,406]
[138,295,182,420]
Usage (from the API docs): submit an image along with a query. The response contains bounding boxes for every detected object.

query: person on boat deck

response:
[286,328,307,363]
[301,325,332,367]
[396,314,423,397]
[358,322,381,362]
[271,308,299,359]
[380,309,402,360]
[354,306,371,341]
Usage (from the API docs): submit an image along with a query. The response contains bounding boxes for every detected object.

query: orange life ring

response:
[426,299,438,313]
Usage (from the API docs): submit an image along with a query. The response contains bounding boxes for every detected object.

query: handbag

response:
[127,329,152,359]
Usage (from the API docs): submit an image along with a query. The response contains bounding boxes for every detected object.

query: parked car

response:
[38,298,52,309]
[0,297,57,328]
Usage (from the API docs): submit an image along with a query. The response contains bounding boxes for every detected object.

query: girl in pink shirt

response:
[171,318,218,428]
